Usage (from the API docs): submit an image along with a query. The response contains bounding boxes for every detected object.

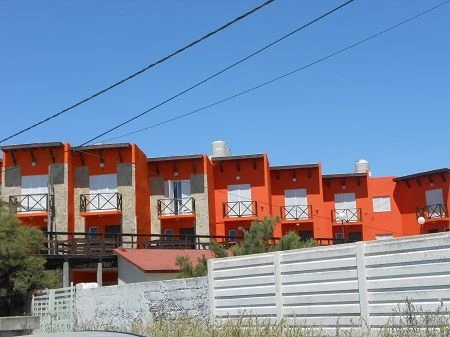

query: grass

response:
[83,300,450,337]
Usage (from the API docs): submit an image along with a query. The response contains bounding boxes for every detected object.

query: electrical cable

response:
[0,0,276,144]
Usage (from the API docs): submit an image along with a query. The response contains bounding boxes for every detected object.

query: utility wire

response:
[3,0,448,175]
[0,0,275,144]
[101,0,450,142]
[75,0,356,148]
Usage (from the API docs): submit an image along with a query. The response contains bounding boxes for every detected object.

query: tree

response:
[175,240,228,278]
[231,217,276,256]
[276,231,317,251]
[0,202,55,314]
[176,217,317,278]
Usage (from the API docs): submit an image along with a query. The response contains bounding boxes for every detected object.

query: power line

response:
[75,0,356,148]
[2,0,448,176]
[0,0,275,144]
[101,0,450,143]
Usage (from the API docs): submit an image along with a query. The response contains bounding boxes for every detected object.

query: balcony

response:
[331,208,362,223]
[80,192,122,213]
[416,203,448,219]
[157,197,195,217]
[223,201,257,218]
[280,205,312,221]
[9,193,54,214]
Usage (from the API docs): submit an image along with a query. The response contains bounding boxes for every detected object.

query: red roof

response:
[114,248,215,273]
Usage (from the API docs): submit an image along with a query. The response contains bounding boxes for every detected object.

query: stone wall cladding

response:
[51,164,68,232]
[75,277,208,331]
[192,174,210,238]
[117,164,136,235]
[74,167,89,232]
[150,177,164,235]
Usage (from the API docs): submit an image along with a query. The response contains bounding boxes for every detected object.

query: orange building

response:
[1,141,449,285]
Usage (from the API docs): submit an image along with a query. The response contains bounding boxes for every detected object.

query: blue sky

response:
[1,1,449,176]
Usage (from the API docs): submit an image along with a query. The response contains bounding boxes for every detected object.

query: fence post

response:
[356,242,370,330]
[274,252,283,323]
[207,259,216,324]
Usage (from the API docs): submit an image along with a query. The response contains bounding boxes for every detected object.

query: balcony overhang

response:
[16,212,48,218]
[80,210,122,217]
[158,213,196,221]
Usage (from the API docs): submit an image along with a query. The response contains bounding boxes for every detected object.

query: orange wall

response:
[133,144,151,234]
[394,171,449,235]
[321,176,368,240]
[211,156,271,237]
[72,147,132,174]
[84,214,122,233]
[270,166,322,237]
[2,145,65,174]
[148,157,205,181]
[365,177,401,239]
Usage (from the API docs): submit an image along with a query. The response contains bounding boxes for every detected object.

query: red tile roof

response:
[114,248,215,273]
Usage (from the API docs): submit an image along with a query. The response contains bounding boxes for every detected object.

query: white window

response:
[20,175,49,212]
[334,193,357,222]
[164,180,192,215]
[89,174,118,210]
[375,233,394,240]
[284,189,309,219]
[373,196,391,212]
[425,189,444,218]
[227,184,252,217]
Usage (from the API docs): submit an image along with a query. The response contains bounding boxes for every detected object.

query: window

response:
[88,226,99,239]
[373,196,391,212]
[334,193,357,222]
[425,189,444,218]
[164,180,192,214]
[376,233,394,240]
[335,232,344,240]
[227,184,252,217]
[164,229,174,240]
[21,175,49,211]
[284,189,308,219]
[89,174,118,210]
[228,230,238,242]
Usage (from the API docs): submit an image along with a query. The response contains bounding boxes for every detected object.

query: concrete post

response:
[62,261,70,288]
[97,262,103,287]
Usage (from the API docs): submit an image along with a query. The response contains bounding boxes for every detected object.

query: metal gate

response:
[31,285,75,333]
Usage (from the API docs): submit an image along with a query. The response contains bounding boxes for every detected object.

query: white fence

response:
[31,285,75,334]
[207,232,450,329]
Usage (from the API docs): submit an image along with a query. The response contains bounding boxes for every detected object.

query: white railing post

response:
[274,252,283,323]
[356,241,370,330]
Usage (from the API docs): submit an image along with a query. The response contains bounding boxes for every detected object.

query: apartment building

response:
[1,141,449,243]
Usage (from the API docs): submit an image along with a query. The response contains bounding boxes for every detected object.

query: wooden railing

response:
[157,197,195,216]
[223,201,257,218]
[280,205,312,221]
[416,203,448,219]
[80,192,122,212]
[331,208,362,223]
[9,193,54,213]
[39,232,346,257]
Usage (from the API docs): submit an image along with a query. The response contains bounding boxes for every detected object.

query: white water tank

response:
[211,140,229,157]
[355,159,370,174]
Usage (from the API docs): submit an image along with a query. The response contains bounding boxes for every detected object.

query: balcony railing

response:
[80,192,122,212]
[331,208,362,223]
[416,203,448,219]
[280,205,312,221]
[9,193,54,214]
[223,201,257,218]
[157,197,195,216]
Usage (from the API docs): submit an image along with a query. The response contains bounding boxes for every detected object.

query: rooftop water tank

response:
[211,140,229,157]
[355,159,370,174]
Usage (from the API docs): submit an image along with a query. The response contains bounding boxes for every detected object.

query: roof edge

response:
[270,163,319,170]
[1,142,64,151]
[211,153,265,161]
[148,154,204,162]
[393,168,449,182]
[322,172,367,179]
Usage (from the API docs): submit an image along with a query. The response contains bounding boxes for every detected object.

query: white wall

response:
[208,232,450,330]
[75,277,208,332]
[117,256,176,284]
